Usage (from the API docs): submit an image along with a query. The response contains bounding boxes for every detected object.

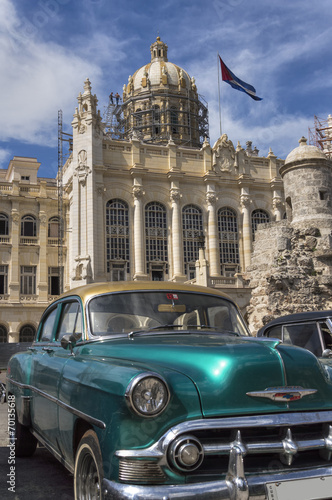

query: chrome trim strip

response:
[102,465,332,500]
[31,428,74,474]
[115,410,332,459]
[7,378,106,429]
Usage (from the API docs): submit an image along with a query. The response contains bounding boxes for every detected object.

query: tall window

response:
[0,265,8,295]
[152,105,160,135]
[21,215,36,237]
[48,217,60,238]
[251,209,270,240]
[145,202,168,280]
[182,205,203,279]
[106,199,129,280]
[0,325,7,342]
[170,107,178,135]
[218,208,240,276]
[19,324,36,342]
[48,267,62,296]
[20,266,36,295]
[0,213,9,236]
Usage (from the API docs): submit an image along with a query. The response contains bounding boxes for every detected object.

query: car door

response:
[30,298,83,454]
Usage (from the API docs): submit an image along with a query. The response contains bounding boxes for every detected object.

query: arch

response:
[19,324,36,343]
[145,202,168,280]
[251,209,270,240]
[0,213,9,236]
[21,214,37,237]
[0,324,8,342]
[182,204,203,279]
[218,207,240,276]
[106,199,129,280]
[48,216,60,238]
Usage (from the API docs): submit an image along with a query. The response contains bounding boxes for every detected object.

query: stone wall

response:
[246,220,332,334]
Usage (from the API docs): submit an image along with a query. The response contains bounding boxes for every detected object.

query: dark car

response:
[257,310,332,360]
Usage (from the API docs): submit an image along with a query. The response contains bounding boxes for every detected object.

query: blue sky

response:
[0,0,331,178]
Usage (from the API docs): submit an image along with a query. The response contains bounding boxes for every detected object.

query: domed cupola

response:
[121,37,209,148]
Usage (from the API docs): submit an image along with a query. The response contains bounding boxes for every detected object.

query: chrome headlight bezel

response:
[125,372,170,418]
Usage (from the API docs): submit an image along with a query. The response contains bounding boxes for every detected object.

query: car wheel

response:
[74,430,104,500]
[12,407,37,457]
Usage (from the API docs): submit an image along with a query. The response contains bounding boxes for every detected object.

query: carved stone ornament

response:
[132,186,144,199]
[78,150,87,167]
[39,213,47,226]
[79,124,87,134]
[206,192,216,205]
[240,194,251,209]
[11,211,19,224]
[273,196,284,210]
[212,134,236,174]
[170,188,181,202]
[72,255,92,281]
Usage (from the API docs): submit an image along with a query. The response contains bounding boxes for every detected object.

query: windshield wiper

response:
[127,324,231,339]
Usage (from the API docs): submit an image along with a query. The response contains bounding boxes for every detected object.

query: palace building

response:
[0,37,285,342]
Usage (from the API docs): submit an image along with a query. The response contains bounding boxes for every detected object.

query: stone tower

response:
[246,137,332,333]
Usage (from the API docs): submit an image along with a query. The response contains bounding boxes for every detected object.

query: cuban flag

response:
[219,55,262,101]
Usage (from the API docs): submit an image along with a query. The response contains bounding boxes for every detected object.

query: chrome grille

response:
[118,459,166,483]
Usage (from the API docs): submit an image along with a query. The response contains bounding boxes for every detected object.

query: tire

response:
[12,407,37,457]
[74,430,104,500]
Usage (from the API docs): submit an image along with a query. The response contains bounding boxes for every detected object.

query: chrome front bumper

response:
[102,465,332,500]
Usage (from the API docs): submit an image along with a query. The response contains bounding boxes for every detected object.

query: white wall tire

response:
[74,430,104,500]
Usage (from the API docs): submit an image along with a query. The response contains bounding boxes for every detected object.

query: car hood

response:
[80,334,332,417]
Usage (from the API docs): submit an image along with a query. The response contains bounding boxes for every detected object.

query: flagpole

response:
[217,53,222,136]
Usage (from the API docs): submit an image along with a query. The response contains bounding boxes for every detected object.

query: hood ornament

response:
[247,386,317,402]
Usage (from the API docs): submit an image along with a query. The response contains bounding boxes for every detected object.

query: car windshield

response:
[88,291,249,337]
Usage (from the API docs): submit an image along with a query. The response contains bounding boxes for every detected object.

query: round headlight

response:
[125,373,170,417]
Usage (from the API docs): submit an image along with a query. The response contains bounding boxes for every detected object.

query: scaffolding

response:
[308,115,332,158]
[57,110,73,294]
[103,90,209,148]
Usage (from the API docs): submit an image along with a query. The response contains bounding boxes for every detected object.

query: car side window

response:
[266,325,282,340]
[56,301,82,341]
[318,321,332,350]
[282,323,322,357]
[39,307,58,342]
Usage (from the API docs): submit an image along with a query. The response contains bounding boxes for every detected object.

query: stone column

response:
[273,194,284,221]
[240,190,252,270]
[38,208,48,302]
[9,205,20,302]
[206,191,220,276]
[170,186,185,280]
[132,184,147,280]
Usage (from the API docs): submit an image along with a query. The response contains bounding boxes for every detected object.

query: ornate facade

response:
[0,38,285,342]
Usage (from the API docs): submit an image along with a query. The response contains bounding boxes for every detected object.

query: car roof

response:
[257,310,332,336]
[59,281,234,305]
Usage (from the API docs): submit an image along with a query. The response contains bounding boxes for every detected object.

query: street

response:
[0,371,74,500]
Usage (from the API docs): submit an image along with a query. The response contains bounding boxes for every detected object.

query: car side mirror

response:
[61,332,82,354]
[322,348,332,358]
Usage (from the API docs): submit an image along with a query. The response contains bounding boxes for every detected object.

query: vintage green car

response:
[6,282,332,499]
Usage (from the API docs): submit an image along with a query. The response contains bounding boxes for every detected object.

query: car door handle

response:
[42,347,54,353]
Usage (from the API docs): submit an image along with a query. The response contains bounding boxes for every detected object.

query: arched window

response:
[48,217,60,238]
[182,205,203,279]
[145,202,168,280]
[0,213,9,236]
[21,215,36,237]
[251,209,270,240]
[106,199,129,281]
[0,324,7,342]
[218,208,240,276]
[19,324,36,343]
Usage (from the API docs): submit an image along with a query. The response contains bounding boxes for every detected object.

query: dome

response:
[285,137,326,165]
[126,37,194,94]
[132,61,191,92]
